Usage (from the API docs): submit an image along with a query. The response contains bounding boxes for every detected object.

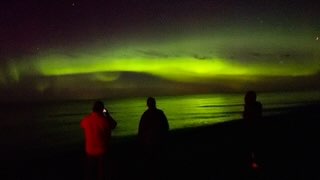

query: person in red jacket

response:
[81,100,117,180]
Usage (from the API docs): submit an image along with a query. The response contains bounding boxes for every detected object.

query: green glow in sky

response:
[41,26,319,78]
[33,52,315,83]
[1,28,319,94]
[1,1,320,102]
[35,55,248,80]
[30,30,319,83]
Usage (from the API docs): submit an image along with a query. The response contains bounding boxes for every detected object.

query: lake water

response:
[1,91,320,154]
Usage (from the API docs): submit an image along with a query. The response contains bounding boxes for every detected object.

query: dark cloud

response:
[193,54,212,60]
[1,69,319,102]
[137,50,170,58]
[218,47,315,64]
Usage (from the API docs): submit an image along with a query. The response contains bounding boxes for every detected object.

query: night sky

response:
[1,0,320,101]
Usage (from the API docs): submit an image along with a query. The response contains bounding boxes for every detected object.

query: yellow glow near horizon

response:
[32,52,316,83]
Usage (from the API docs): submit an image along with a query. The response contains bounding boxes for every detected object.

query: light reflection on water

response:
[1,91,319,151]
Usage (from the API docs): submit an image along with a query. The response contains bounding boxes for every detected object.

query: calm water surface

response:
[1,91,319,153]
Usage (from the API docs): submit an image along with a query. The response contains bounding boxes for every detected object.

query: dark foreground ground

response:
[1,103,320,180]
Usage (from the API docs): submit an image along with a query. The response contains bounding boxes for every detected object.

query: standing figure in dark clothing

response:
[243,91,262,170]
[243,91,262,123]
[138,97,169,179]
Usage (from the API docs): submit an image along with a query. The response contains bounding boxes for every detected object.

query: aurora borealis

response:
[1,0,319,101]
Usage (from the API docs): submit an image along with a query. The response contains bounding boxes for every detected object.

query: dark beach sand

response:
[1,103,320,180]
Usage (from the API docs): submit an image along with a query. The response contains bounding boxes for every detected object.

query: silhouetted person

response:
[243,91,262,123]
[243,91,262,173]
[138,97,169,180]
[81,100,117,180]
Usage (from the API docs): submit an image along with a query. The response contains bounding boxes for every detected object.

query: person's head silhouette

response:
[92,100,104,113]
[245,91,257,105]
[147,97,156,109]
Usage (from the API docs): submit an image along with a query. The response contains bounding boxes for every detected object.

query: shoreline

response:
[2,103,320,179]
